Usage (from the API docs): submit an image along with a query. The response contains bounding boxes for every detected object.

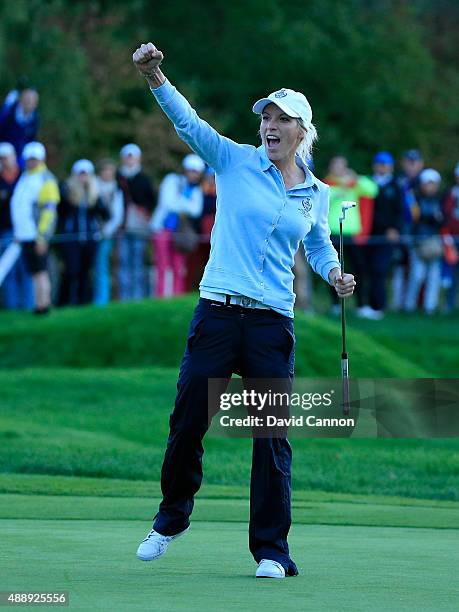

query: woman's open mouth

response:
[266,135,280,150]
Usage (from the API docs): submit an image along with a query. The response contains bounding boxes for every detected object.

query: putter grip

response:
[341,357,350,415]
[341,355,349,378]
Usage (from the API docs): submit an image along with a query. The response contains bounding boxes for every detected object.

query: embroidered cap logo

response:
[274,89,288,98]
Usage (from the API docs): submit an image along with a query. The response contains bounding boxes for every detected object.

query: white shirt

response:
[151,172,203,232]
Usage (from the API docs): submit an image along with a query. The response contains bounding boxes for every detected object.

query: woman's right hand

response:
[133,42,164,77]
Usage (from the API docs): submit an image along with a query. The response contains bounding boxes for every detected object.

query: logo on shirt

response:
[298,197,312,218]
[274,89,288,98]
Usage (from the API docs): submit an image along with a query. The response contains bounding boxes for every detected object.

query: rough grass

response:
[0,296,428,377]
[0,368,458,500]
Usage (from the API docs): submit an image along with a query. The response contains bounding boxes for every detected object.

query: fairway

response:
[1,494,458,611]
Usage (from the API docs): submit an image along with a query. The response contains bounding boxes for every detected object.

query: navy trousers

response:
[153,298,298,575]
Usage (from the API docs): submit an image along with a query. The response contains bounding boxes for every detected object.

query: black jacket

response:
[0,170,20,232]
[412,191,444,238]
[371,177,404,235]
[116,170,155,215]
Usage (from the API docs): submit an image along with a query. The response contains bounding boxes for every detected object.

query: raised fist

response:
[132,42,164,77]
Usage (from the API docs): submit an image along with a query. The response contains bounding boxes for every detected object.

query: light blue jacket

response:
[151,80,340,317]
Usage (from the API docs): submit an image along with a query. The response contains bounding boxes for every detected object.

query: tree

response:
[0,0,457,179]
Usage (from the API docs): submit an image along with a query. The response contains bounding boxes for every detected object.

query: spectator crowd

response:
[0,84,458,317]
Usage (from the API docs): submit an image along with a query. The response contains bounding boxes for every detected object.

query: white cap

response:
[182,154,205,173]
[419,168,441,184]
[252,88,313,127]
[120,143,142,158]
[72,159,95,175]
[0,142,15,157]
[23,141,46,161]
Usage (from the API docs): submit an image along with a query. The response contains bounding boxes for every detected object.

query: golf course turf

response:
[1,493,458,610]
[1,299,458,610]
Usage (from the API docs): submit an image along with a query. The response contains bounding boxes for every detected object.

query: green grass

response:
[0,297,457,376]
[1,506,458,610]
[311,279,459,377]
[0,368,458,500]
[348,311,459,378]
[0,300,457,609]
[0,296,428,376]
[1,484,458,528]
[0,472,456,506]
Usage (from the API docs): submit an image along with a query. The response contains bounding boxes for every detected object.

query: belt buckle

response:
[241,297,251,308]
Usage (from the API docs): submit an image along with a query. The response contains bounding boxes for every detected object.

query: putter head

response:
[339,201,357,223]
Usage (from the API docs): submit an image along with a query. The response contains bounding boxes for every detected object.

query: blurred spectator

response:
[186,165,216,291]
[364,152,404,318]
[293,243,313,312]
[11,141,59,314]
[58,159,109,305]
[405,169,444,314]
[151,154,204,297]
[0,142,34,309]
[93,159,124,306]
[117,144,155,300]
[442,163,459,312]
[200,167,217,245]
[324,155,378,316]
[0,88,39,164]
[392,149,424,310]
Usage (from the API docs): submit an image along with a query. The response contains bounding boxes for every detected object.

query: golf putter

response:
[339,202,357,416]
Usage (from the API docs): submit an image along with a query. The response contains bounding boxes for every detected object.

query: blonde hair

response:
[66,174,100,208]
[296,118,318,162]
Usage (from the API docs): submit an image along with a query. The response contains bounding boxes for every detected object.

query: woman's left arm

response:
[303,185,356,298]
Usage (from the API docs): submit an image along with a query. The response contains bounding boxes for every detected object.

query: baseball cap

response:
[402,149,423,161]
[373,151,394,165]
[419,168,441,184]
[182,154,205,173]
[252,88,312,127]
[23,141,46,161]
[120,143,142,158]
[72,159,95,175]
[0,142,15,157]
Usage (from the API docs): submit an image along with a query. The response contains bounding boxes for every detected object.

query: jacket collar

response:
[257,145,319,191]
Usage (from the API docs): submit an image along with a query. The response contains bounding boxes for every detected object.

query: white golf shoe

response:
[136,526,189,561]
[255,559,286,579]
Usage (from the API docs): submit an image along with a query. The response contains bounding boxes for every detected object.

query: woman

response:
[367,151,403,318]
[404,168,444,314]
[191,166,217,290]
[0,141,34,310]
[58,159,109,305]
[93,159,124,305]
[151,153,205,296]
[133,42,355,579]
[324,155,378,316]
[117,144,155,300]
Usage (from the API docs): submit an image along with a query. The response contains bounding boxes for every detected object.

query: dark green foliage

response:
[0,1,457,177]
